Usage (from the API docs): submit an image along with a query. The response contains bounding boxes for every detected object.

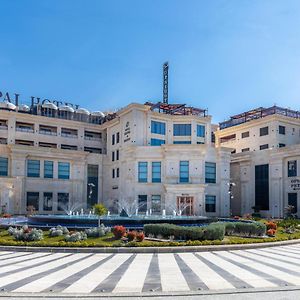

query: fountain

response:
[26,197,213,229]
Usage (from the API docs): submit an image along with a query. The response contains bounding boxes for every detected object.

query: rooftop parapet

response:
[219,105,300,130]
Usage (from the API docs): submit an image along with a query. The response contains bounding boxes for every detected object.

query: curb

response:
[0,238,299,253]
[0,286,300,298]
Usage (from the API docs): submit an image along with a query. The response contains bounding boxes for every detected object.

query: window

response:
[241,131,249,138]
[58,193,69,211]
[27,192,39,211]
[150,138,165,146]
[27,160,40,177]
[197,125,205,137]
[288,193,297,213]
[205,195,216,212]
[279,125,286,135]
[288,160,297,177]
[211,132,215,143]
[205,162,216,183]
[87,165,99,207]
[116,132,120,143]
[116,150,119,160]
[0,157,8,176]
[259,144,269,150]
[173,141,191,144]
[255,164,269,210]
[116,168,120,178]
[151,195,161,214]
[43,192,53,211]
[138,162,148,182]
[260,126,269,136]
[152,162,161,183]
[112,169,115,178]
[151,121,166,135]
[112,134,115,145]
[279,143,286,148]
[173,124,191,136]
[179,161,189,183]
[112,151,115,161]
[241,148,250,152]
[58,162,70,179]
[138,195,147,213]
[44,161,53,178]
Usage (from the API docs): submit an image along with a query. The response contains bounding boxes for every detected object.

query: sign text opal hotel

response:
[0,90,79,109]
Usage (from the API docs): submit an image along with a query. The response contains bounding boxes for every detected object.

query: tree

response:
[93,203,108,227]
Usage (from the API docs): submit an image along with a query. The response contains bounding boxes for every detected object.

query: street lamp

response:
[227,182,236,216]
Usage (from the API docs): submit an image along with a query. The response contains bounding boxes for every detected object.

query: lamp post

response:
[88,183,95,206]
[227,181,236,216]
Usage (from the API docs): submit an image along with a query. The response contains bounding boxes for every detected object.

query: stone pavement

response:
[0,244,299,295]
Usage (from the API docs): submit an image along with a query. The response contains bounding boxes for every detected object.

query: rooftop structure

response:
[145,101,208,117]
[0,100,117,125]
[219,105,300,129]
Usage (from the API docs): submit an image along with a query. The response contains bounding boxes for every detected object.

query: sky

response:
[1,0,300,123]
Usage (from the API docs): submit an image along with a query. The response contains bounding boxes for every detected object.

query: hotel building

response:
[216,106,300,218]
[0,99,231,217]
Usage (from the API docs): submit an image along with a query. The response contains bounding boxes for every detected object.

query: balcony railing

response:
[84,136,101,141]
[0,125,8,130]
[39,130,57,136]
[61,133,78,138]
[16,127,34,133]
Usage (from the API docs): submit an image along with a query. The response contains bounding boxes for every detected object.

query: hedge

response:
[143,222,225,241]
[225,221,266,237]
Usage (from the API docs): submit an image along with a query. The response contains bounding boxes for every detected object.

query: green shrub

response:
[224,221,266,237]
[8,226,43,241]
[144,223,225,241]
[85,224,110,238]
[65,231,87,242]
[49,225,69,237]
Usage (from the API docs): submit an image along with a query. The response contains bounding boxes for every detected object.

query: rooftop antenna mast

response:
[163,62,169,104]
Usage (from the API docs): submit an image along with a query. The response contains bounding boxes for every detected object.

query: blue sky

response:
[1,0,300,122]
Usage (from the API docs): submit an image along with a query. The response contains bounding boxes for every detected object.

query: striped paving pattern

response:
[0,244,299,294]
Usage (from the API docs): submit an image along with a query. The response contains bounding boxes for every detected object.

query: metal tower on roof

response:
[163,62,169,104]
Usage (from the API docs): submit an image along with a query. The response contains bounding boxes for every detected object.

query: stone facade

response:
[0,102,231,217]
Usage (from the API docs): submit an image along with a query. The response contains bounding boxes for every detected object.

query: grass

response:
[0,223,300,248]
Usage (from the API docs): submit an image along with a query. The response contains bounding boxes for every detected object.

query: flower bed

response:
[0,219,299,248]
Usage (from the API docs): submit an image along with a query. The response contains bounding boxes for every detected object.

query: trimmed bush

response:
[127,231,137,242]
[136,232,145,242]
[266,222,277,230]
[113,225,126,239]
[49,225,69,237]
[225,221,266,237]
[85,224,110,238]
[65,231,87,242]
[144,223,225,241]
[8,226,43,241]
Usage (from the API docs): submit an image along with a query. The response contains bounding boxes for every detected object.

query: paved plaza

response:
[0,244,299,295]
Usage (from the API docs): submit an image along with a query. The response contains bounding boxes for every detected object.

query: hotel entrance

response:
[176,196,194,216]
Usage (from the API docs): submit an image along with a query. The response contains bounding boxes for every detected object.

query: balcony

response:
[0,120,8,130]
[0,138,7,144]
[15,139,34,146]
[39,142,57,148]
[84,147,102,154]
[61,128,78,139]
[84,131,102,141]
[61,144,78,150]
[39,125,57,136]
[16,122,34,133]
